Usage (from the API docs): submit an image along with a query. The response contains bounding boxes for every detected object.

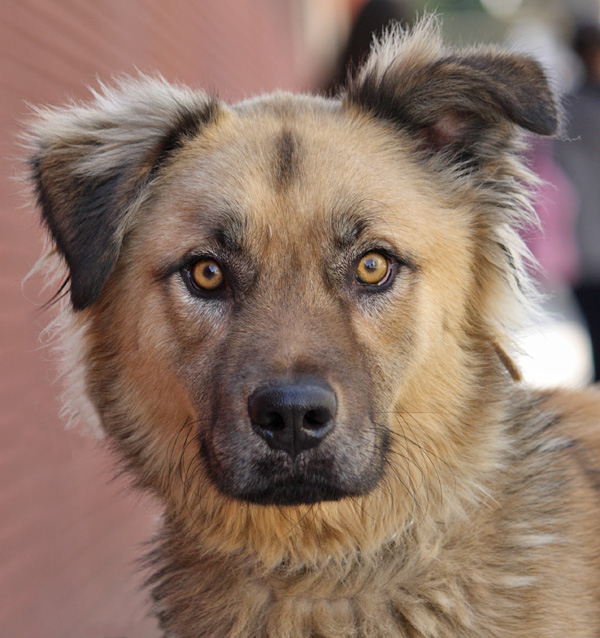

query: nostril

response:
[303,407,333,431]
[262,411,285,432]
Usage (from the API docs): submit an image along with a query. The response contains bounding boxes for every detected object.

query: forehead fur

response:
[141,96,465,263]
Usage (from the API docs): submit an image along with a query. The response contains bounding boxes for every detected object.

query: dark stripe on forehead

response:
[273,129,300,190]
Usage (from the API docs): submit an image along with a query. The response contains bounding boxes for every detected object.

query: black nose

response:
[248,379,337,457]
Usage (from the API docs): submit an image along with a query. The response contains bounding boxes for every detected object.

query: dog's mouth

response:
[199,426,386,507]
[234,461,357,506]
[200,437,381,506]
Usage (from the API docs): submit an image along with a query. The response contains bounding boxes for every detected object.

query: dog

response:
[26,18,600,638]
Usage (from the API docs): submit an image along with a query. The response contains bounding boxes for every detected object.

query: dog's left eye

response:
[355,252,392,286]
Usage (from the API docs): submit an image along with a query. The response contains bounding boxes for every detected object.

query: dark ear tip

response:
[70,291,88,311]
[69,270,104,310]
[530,110,560,137]
[527,80,562,137]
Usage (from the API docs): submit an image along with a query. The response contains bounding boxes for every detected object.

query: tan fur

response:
[26,19,600,638]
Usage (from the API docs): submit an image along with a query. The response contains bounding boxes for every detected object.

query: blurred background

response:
[1,0,599,636]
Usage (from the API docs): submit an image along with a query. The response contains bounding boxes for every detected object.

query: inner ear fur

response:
[26,76,219,310]
[344,19,559,161]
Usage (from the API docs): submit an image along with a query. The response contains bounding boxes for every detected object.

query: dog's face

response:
[94,102,475,507]
[28,21,558,562]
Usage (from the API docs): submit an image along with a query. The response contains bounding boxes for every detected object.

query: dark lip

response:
[233,480,357,506]
[199,435,378,506]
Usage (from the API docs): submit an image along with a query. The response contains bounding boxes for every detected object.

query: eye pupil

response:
[364,258,378,271]
[203,263,219,279]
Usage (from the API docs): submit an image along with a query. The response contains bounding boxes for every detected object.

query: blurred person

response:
[556,23,600,382]
[323,0,410,94]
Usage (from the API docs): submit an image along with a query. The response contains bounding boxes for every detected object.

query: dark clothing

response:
[556,82,600,283]
[574,283,600,381]
[556,81,600,381]
[324,0,408,94]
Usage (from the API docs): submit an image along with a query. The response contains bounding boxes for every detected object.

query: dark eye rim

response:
[181,257,229,298]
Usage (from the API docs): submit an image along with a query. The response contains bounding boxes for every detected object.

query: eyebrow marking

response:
[273,129,300,190]
[328,203,421,271]
[213,208,247,253]
[329,209,370,250]
[154,205,248,280]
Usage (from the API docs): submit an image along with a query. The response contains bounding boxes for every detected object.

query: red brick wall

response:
[0,2,304,636]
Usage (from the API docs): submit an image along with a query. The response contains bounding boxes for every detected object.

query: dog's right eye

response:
[182,258,226,295]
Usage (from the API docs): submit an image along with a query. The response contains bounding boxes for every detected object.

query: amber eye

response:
[190,259,224,291]
[356,252,391,286]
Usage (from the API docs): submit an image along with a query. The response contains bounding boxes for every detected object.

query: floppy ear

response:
[344,18,559,163]
[26,76,219,310]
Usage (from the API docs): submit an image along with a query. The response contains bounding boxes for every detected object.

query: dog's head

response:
[27,20,558,564]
